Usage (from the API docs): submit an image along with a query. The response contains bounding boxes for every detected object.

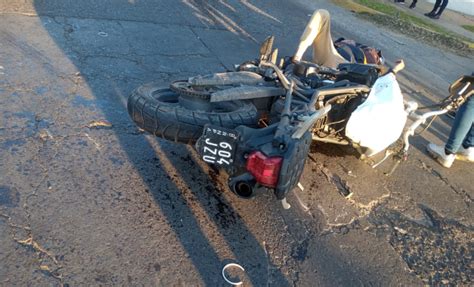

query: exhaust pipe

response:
[229,173,256,199]
[234,181,254,198]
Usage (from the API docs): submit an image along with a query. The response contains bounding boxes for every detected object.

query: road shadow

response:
[30,0,291,285]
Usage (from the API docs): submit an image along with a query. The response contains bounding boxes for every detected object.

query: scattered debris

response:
[0,213,30,231]
[394,226,408,235]
[2,212,65,282]
[292,189,310,213]
[297,182,304,192]
[38,129,53,141]
[419,160,472,205]
[320,217,360,236]
[339,164,356,178]
[16,236,59,265]
[86,120,112,129]
[222,263,245,286]
[350,191,391,215]
[281,198,291,210]
[39,264,63,280]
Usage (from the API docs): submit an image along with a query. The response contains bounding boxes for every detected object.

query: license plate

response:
[197,125,239,167]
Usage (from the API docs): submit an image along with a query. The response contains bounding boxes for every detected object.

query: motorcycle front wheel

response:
[127,82,259,144]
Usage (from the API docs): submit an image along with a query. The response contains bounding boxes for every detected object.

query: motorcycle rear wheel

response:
[127,82,259,144]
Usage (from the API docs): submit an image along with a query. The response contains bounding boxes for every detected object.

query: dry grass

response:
[331,0,381,14]
[462,25,474,33]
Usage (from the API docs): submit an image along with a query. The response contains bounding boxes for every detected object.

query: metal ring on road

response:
[222,263,245,286]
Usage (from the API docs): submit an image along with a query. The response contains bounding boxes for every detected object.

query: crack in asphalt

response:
[81,50,213,59]
[0,212,64,283]
[48,13,228,62]
[418,160,473,206]
[0,213,54,264]
[0,137,65,285]
[312,163,393,235]
[187,25,229,72]
[45,15,220,78]
[309,161,472,283]
[1,11,232,32]
[1,110,139,285]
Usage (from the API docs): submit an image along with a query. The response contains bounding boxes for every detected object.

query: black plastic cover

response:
[336,63,379,87]
[274,130,312,199]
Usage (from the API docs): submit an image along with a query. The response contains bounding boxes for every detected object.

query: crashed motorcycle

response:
[127,36,473,207]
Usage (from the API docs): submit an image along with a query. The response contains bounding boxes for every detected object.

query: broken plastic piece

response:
[222,263,245,286]
[293,188,310,212]
[297,182,304,192]
[86,120,112,129]
[281,197,291,209]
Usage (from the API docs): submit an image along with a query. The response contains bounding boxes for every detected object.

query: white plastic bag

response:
[345,73,407,156]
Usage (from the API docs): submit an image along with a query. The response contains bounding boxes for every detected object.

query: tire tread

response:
[127,85,258,144]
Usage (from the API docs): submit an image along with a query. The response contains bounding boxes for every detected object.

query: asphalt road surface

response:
[0,0,473,286]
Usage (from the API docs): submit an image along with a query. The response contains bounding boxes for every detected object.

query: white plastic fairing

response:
[345,73,407,156]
